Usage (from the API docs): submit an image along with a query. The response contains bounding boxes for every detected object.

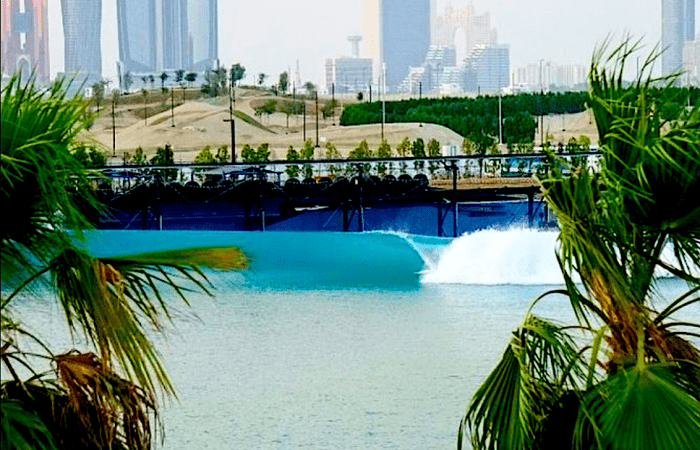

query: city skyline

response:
[40,0,700,85]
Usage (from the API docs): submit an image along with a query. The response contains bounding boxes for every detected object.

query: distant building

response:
[401,44,508,94]
[117,0,218,78]
[117,0,157,74]
[683,34,700,85]
[662,0,695,76]
[61,0,102,84]
[400,45,456,94]
[362,0,431,90]
[1,0,50,82]
[433,2,497,62]
[325,57,373,94]
[511,62,587,91]
[463,44,509,94]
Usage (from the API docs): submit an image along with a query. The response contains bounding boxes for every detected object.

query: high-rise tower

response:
[662,0,695,75]
[116,0,217,75]
[61,0,102,83]
[116,0,157,73]
[1,0,50,81]
[362,0,431,90]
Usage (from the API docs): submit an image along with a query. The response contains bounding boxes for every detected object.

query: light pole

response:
[170,86,175,127]
[315,91,320,148]
[112,93,117,156]
[381,63,386,142]
[498,91,503,145]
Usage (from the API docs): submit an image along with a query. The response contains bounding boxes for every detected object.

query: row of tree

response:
[340,91,590,147]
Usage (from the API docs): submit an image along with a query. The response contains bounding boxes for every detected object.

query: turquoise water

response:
[11,229,696,449]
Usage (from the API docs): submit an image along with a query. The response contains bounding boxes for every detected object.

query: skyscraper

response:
[1,0,50,81]
[463,44,510,94]
[362,0,431,90]
[116,0,217,75]
[61,0,102,83]
[117,0,157,73]
[662,0,695,75]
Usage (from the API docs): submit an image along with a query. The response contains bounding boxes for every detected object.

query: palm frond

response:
[1,73,101,275]
[111,247,249,271]
[0,398,57,450]
[460,315,585,450]
[54,351,157,450]
[49,248,211,396]
[576,362,700,450]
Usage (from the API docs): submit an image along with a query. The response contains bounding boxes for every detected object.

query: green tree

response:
[412,138,426,171]
[325,141,340,159]
[578,134,591,150]
[1,74,238,449]
[303,81,316,97]
[241,143,270,162]
[285,145,301,178]
[254,99,277,122]
[325,141,342,176]
[459,39,700,450]
[300,139,315,179]
[349,139,372,159]
[230,63,246,86]
[73,145,107,168]
[427,138,441,156]
[216,145,229,163]
[377,139,392,158]
[241,143,255,162]
[185,72,198,88]
[321,99,338,120]
[194,145,215,164]
[300,139,315,160]
[202,66,227,97]
[377,139,392,175]
[91,79,108,112]
[132,146,146,165]
[280,100,304,128]
[255,143,270,162]
[278,72,289,94]
[427,139,441,175]
[174,69,185,86]
[159,72,169,92]
[150,144,174,165]
[396,137,411,156]
[462,137,478,155]
[123,71,134,93]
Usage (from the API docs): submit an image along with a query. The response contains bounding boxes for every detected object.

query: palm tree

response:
[459,38,700,450]
[1,74,246,448]
[159,71,169,92]
[185,72,197,89]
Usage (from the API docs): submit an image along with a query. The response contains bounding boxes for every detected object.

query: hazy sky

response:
[46,0,698,84]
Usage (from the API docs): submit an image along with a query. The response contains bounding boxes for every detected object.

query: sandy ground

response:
[85,91,599,163]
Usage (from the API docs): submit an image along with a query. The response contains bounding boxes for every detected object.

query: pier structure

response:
[94,152,599,236]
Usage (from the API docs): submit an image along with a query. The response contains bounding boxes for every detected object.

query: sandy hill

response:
[85,90,598,163]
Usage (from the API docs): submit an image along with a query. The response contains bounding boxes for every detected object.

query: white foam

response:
[421,228,565,285]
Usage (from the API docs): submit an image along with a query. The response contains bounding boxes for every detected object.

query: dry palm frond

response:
[54,351,157,450]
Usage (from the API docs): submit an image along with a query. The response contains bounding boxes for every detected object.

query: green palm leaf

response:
[0,399,57,450]
[461,316,585,450]
[577,362,700,450]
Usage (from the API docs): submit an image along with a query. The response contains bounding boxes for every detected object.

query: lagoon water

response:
[13,229,694,449]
